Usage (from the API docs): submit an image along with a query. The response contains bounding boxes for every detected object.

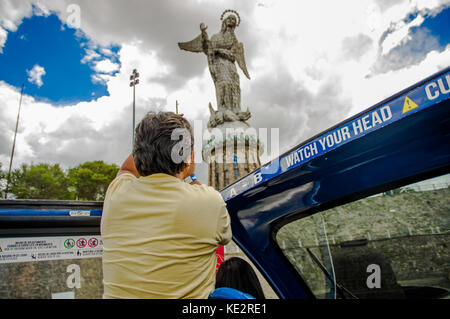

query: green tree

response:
[9,163,72,200]
[69,161,119,201]
[0,162,6,198]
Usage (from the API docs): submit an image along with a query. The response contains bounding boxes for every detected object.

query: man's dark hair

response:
[133,111,193,177]
[215,257,266,299]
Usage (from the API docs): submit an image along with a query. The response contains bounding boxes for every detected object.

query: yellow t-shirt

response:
[101,173,232,299]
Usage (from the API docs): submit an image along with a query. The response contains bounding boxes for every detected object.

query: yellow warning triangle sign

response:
[402,96,419,114]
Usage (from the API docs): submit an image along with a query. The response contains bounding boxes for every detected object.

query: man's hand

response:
[177,113,200,185]
[184,152,201,185]
[118,154,139,177]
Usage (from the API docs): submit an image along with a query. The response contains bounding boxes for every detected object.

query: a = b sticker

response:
[402,96,419,114]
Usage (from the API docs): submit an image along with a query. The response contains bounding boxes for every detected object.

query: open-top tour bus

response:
[0,67,449,299]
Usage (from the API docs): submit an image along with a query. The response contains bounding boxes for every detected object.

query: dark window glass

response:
[276,173,450,299]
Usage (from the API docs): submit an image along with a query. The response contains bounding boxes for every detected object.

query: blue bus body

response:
[222,67,450,298]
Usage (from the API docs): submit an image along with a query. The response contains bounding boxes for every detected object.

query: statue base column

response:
[203,121,263,190]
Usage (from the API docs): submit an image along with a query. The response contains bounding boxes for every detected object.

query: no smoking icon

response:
[88,238,98,248]
[76,238,87,248]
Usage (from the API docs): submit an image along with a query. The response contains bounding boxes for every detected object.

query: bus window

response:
[0,251,103,299]
[276,173,450,299]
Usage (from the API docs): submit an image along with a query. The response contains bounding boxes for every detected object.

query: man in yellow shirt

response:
[101,112,232,298]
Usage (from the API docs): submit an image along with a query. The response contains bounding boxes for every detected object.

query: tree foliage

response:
[69,161,119,201]
[0,163,6,198]
[8,163,71,200]
[1,161,118,201]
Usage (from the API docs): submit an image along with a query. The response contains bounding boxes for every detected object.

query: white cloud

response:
[94,59,120,74]
[100,47,114,56]
[381,14,425,55]
[0,1,33,31]
[0,27,7,53]
[349,44,450,115]
[81,48,101,63]
[91,73,110,84]
[26,64,46,87]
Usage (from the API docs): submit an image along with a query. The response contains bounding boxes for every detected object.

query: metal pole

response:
[133,83,136,145]
[5,84,24,199]
[130,69,139,148]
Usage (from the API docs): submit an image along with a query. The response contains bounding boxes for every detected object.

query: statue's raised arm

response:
[178,23,209,54]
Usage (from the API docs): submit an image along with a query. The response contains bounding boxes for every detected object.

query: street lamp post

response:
[5,83,25,199]
[129,69,140,146]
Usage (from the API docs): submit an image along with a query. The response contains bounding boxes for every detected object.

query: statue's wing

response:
[178,33,204,53]
[234,42,250,80]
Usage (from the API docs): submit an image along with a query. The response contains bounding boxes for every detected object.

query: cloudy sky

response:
[0,0,449,183]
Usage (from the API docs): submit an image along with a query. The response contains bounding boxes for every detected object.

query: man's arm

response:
[216,201,232,246]
[117,154,140,177]
[117,153,200,185]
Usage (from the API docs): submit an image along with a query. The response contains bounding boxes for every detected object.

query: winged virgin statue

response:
[178,10,252,128]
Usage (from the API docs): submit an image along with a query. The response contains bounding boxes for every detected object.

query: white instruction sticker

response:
[69,210,91,217]
[0,235,103,264]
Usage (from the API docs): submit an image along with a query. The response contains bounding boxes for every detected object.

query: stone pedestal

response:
[203,121,263,190]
